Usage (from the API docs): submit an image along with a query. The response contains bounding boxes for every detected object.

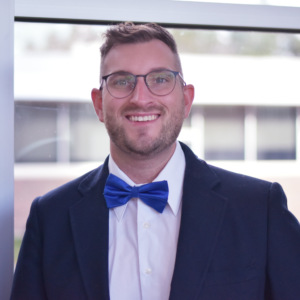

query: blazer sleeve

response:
[266,182,300,300]
[10,197,48,300]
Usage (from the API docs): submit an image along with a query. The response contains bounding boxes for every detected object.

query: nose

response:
[129,77,153,106]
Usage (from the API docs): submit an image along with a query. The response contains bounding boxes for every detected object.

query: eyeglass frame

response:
[99,69,186,99]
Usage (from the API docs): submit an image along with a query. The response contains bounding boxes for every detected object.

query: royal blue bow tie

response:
[103,173,169,213]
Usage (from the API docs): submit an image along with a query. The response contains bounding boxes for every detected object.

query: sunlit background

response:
[14,22,300,262]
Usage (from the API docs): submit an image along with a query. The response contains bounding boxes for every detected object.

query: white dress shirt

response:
[108,141,186,300]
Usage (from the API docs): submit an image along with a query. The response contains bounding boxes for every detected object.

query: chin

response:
[122,134,175,158]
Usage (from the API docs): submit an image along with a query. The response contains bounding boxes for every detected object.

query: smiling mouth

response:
[127,115,159,122]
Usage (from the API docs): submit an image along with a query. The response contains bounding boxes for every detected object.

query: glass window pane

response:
[14,22,110,263]
[15,102,57,162]
[257,107,296,160]
[14,22,300,263]
[70,103,109,162]
[204,106,245,160]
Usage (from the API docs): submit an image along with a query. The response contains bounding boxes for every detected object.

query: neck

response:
[110,142,176,184]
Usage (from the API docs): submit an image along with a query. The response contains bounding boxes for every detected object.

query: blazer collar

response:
[69,157,110,300]
[169,142,228,300]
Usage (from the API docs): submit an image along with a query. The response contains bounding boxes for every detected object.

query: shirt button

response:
[143,222,150,229]
[145,268,152,275]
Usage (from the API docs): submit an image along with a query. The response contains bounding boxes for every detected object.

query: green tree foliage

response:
[169,28,300,57]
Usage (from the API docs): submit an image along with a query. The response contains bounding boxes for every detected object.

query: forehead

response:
[102,39,177,75]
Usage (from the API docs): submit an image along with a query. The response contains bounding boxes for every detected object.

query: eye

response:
[147,71,174,86]
[108,74,135,89]
[155,77,167,84]
[115,79,128,86]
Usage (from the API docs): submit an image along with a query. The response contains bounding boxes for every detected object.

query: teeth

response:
[129,115,158,122]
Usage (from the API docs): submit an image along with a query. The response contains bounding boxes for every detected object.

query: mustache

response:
[121,105,166,115]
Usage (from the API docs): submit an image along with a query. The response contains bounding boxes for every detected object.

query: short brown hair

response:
[100,22,182,77]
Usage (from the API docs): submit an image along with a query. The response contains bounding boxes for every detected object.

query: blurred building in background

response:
[14,23,300,238]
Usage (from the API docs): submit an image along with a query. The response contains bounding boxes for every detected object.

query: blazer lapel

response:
[170,143,228,300]
[69,158,110,300]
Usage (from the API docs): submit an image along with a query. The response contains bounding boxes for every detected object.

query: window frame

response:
[14,0,300,32]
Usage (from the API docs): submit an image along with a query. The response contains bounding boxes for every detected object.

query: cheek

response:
[102,100,122,122]
[102,102,110,123]
[168,93,186,115]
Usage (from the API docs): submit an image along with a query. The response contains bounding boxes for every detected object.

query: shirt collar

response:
[108,140,186,221]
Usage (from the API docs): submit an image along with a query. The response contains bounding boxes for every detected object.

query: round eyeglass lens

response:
[146,70,176,95]
[106,72,136,98]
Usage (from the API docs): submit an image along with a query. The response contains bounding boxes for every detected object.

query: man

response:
[11,22,300,300]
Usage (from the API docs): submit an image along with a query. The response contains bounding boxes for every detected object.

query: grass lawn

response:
[14,238,23,264]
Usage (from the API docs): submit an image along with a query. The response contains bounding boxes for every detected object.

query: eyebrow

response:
[106,67,172,75]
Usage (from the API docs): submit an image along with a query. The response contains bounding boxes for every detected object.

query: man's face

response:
[92,39,194,158]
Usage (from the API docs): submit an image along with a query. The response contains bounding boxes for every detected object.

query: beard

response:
[103,100,185,158]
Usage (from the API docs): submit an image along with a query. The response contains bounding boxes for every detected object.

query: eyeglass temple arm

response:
[99,78,105,90]
[178,73,186,86]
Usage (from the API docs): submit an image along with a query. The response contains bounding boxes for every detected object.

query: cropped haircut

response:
[100,22,183,77]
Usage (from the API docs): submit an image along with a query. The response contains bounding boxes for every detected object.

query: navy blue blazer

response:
[11,143,300,300]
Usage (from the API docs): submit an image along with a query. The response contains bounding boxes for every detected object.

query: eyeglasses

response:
[100,69,186,99]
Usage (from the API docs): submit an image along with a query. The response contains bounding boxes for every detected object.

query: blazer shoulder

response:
[208,163,271,186]
[36,163,105,210]
[181,142,272,193]
[206,162,274,199]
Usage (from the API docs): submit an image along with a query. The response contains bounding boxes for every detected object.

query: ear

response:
[91,88,104,122]
[183,84,195,118]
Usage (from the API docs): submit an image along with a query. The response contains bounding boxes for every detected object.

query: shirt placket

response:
[137,197,158,300]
